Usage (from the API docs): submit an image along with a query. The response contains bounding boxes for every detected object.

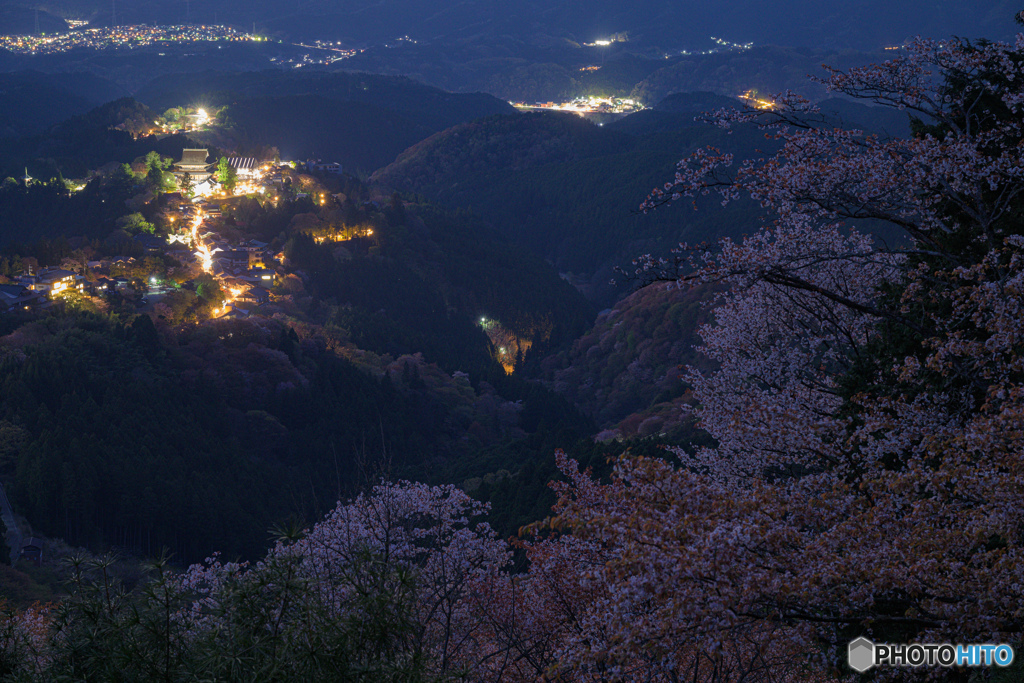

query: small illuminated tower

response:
[21,168,32,186]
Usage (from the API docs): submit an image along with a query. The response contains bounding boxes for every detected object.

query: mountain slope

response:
[540,282,714,438]
[222,95,434,171]
[133,70,515,133]
[372,90,914,304]
[372,108,770,304]
[0,71,126,138]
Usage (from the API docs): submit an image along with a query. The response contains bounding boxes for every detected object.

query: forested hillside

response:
[0,164,596,562]
[373,107,770,304]
[372,89,918,304]
[0,72,125,138]
[1,69,518,181]
[130,71,516,173]
[220,96,433,172]
[0,309,593,562]
[0,98,203,179]
[540,283,714,438]
[132,71,515,134]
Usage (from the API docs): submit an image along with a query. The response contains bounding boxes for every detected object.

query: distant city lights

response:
[0,24,262,55]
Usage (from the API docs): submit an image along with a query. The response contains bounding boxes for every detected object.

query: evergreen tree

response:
[216,157,237,193]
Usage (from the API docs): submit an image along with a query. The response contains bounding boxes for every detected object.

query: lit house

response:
[237,285,270,305]
[247,268,276,285]
[19,269,84,298]
[220,250,259,271]
[0,284,44,312]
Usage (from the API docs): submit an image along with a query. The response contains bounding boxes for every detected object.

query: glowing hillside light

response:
[594,39,611,46]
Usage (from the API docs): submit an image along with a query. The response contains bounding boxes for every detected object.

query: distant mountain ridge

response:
[133,70,514,133]
[0,6,66,35]
[130,70,516,173]
[1,70,516,177]
[0,0,1016,50]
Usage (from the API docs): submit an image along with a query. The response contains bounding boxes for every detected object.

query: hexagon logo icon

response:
[849,637,875,673]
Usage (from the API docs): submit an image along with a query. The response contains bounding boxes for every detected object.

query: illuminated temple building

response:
[173,148,214,183]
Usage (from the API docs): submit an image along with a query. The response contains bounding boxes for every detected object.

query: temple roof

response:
[178,149,210,167]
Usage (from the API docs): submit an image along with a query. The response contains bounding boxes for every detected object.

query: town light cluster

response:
[0,24,260,55]
[510,96,644,116]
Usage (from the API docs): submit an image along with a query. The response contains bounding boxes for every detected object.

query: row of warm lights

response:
[512,96,643,115]
[710,36,754,50]
[312,228,373,244]
[191,212,214,273]
[738,90,776,110]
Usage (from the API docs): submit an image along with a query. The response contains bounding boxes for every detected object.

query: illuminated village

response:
[737,89,777,110]
[0,141,358,323]
[168,150,362,318]
[511,95,645,117]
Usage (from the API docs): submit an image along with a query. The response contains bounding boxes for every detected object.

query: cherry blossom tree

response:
[0,483,512,682]
[177,480,511,681]
[537,34,1024,680]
